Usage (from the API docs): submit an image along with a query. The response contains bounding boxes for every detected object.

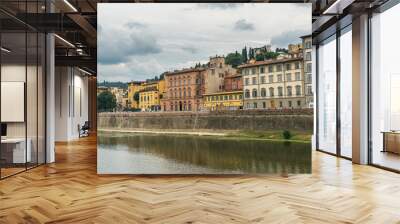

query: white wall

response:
[55,67,89,141]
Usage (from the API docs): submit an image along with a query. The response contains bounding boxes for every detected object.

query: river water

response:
[97,132,311,174]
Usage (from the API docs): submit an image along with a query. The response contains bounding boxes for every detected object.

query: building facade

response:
[203,74,243,111]
[161,68,205,111]
[138,80,165,111]
[204,56,237,94]
[203,91,243,111]
[127,81,144,109]
[239,56,306,109]
[301,35,313,108]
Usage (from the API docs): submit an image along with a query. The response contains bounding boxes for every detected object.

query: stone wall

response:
[98,109,313,132]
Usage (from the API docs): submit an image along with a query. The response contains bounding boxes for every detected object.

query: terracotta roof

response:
[237,57,303,69]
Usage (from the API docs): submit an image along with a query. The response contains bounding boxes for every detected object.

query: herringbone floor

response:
[1,135,400,224]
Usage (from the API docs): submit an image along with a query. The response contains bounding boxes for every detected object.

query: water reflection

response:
[98,132,311,174]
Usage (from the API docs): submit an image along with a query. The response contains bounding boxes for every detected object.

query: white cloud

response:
[98,3,311,82]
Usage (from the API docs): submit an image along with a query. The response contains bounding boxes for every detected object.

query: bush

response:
[282,130,292,140]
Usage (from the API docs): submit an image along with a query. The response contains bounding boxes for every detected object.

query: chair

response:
[79,121,90,138]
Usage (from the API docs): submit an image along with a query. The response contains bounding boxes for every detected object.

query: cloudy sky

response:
[98,3,311,82]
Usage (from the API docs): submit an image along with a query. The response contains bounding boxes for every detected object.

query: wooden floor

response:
[1,135,400,224]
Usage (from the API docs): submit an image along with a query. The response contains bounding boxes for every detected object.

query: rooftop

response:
[237,57,303,69]
[165,67,205,76]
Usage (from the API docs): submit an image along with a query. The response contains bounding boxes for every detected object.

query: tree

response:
[264,52,280,60]
[248,47,256,60]
[242,47,248,63]
[97,91,116,112]
[225,52,243,68]
[275,47,288,53]
[255,54,265,61]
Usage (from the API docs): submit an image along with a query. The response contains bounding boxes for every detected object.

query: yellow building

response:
[138,80,166,111]
[139,90,160,111]
[127,81,144,109]
[203,90,243,111]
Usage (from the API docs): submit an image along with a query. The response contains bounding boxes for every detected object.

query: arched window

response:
[269,87,274,97]
[183,88,186,98]
[252,88,257,97]
[179,88,182,97]
[188,87,191,97]
[245,89,250,98]
[261,88,266,97]
[287,86,292,96]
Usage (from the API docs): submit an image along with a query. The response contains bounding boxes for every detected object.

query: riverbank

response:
[98,110,313,132]
[98,128,312,143]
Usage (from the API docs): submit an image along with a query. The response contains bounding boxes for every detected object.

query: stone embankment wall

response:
[98,109,313,132]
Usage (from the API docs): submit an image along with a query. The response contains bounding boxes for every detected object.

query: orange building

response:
[161,68,205,111]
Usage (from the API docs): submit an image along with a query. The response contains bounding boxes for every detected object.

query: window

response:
[307,85,312,95]
[306,63,312,73]
[276,64,282,72]
[245,89,250,98]
[296,85,301,96]
[268,65,273,73]
[262,102,266,108]
[318,35,337,154]
[278,87,283,96]
[268,75,273,83]
[224,95,228,100]
[295,62,300,69]
[260,76,266,84]
[279,101,283,108]
[260,67,265,74]
[306,52,311,61]
[287,86,292,96]
[305,41,311,49]
[229,95,232,100]
[211,69,215,75]
[277,74,282,82]
[261,88,266,97]
[252,88,258,97]
[245,69,249,75]
[188,87,191,97]
[288,101,292,107]
[245,78,249,85]
[269,87,274,97]
[239,94,243,99]
[253,103,258,109]
[295,72,301,81]
[252,77,257,85]
[340,26,353,158]
[306,74,312,83]
[251,68,256,74]
[286,73,291,82]
[297,100,301,106]
[286,63,291,70]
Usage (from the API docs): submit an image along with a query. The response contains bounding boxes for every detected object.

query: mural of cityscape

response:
[97,3,313,174]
